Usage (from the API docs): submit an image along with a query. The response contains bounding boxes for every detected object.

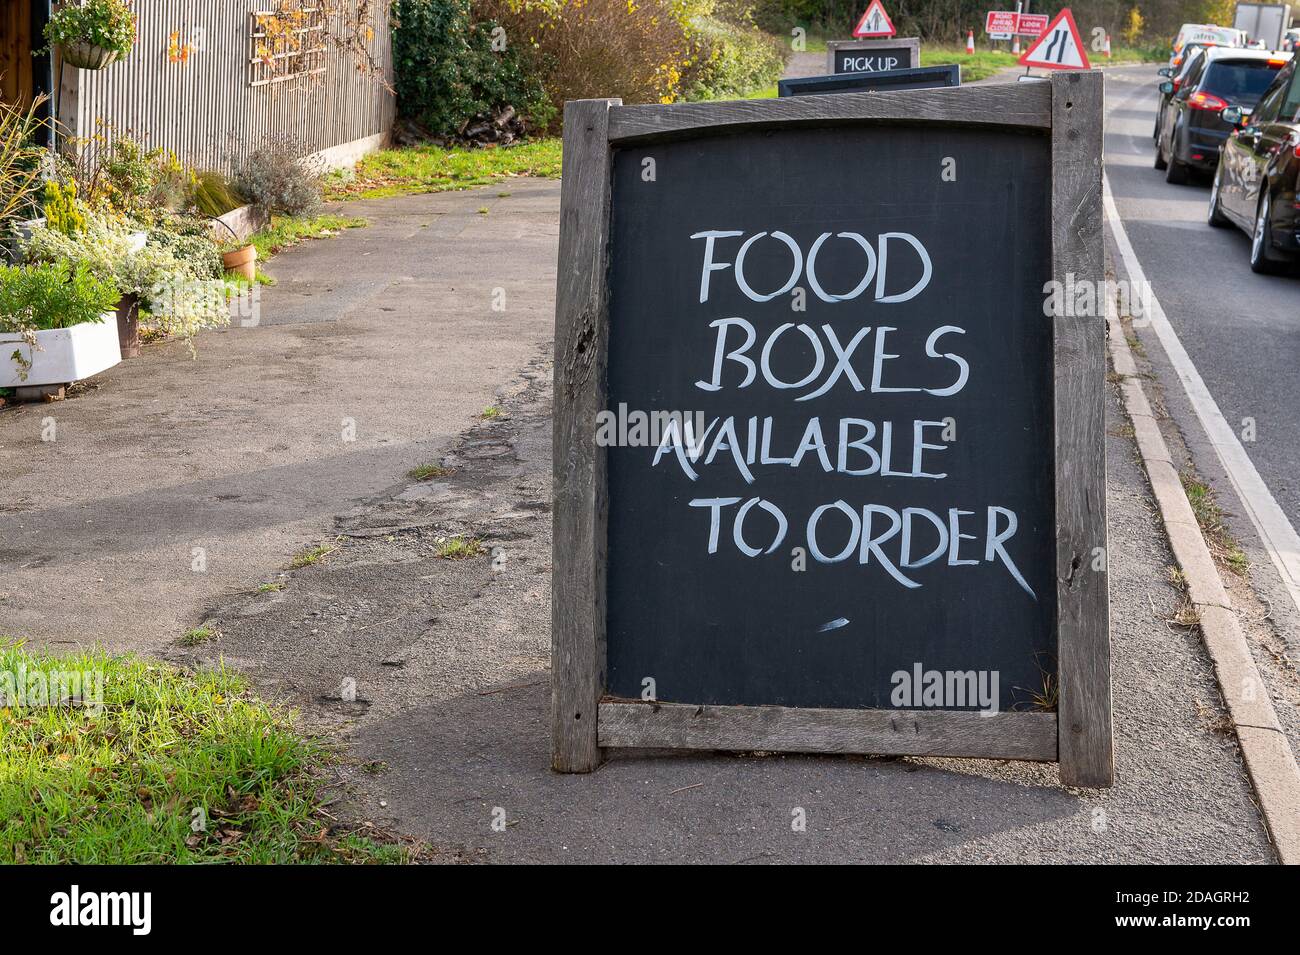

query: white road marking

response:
[1103,176,1300,621]
[818,617,850,632]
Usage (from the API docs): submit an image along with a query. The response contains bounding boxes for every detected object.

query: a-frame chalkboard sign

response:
[552,72,1112,787]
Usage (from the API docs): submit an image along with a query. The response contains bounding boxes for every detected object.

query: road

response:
[1100,64,1300,632]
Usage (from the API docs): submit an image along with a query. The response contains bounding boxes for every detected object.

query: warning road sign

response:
[852,0,896,38]
[1017,8,1090,70]
[985,11,1018,35]
[1015,13,1049,36]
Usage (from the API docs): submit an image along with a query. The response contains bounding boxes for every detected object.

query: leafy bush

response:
[393,0,553,136]
[24,213,229,341]
[0,261,118,333]
[684,14,787,100]
[42,181,87,236]
[44,0,137,59]
[479,0,694,108]
[230,136,324,217]
[192,171,244,218]
[0,96,48,231]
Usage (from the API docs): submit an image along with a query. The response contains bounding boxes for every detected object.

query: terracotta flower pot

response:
[222,244,257,281]
[60,42,119,70]
[116,293,141,358]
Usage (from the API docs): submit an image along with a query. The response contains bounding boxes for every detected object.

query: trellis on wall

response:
[248,5,327,88]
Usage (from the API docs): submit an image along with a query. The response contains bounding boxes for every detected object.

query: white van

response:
[1172,23,1248,56]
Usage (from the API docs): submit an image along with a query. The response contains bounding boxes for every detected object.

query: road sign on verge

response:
[985,11,1018,34]
[852,0,896,38]
[1017,8,1091,70]
[552,74,1112,787]
[1016,13,1050,36]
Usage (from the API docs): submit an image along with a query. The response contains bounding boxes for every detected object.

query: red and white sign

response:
[985,11,1018,34]
[852,0,896,38]
[1015,13,1049,36]
[1017,8,1091,70]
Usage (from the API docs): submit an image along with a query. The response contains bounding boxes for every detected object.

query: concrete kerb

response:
[1105,297,1300,864]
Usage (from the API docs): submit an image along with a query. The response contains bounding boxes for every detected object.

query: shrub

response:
[192,171,244,218]
[393,0,552,136]
[479,0,694,108]
[0,96,48,230]
[42,181,87,236]
[231,136,324,216]
[0,261,118,333]
[44,0,137,59]
[683,14,787,100]
[24,213,229,341]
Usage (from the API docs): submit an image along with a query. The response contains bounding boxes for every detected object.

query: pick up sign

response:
[552,73,1112,788]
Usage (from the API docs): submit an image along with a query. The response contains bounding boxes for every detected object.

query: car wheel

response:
[1249,189,1288,274]
[1154,137,1168,170]
[1207,163,1231,228]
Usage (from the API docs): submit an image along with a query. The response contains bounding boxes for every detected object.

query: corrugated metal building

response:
[4,1,394,171]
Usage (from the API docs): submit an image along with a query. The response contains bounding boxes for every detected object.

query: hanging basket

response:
[60,42,119,70]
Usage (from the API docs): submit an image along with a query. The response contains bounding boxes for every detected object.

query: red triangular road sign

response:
[1017,8,1091,69]
[852,0,896,38]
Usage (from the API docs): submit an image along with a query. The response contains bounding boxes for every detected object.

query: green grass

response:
[248,214,368,262]
[326,139,562,201]
[178,624,219,647]
[1180,473,1249,574]
[434,535,485,560]
[481,405,504,420]
[256,582,284,594]
[289,541,339,570]
[0,645,410,863]
[407,463,452,481]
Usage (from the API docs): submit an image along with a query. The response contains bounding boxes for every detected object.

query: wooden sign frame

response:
[552,72,1112,787]
[826,37,921,74]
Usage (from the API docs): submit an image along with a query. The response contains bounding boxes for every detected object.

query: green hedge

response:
[685,15,788,101]
[392,0,553,136]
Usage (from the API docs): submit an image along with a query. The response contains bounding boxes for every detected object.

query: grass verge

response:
[249,214,368,263]
[326,139,562,201]
[1179,472,1249,574]
[0,645,411,863]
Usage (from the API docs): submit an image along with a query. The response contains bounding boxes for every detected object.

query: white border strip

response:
[1102,175,1300,621]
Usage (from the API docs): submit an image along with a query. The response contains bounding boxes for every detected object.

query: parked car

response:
[1284,28,1300,52]
[1208,57,1300,273]
[1155,45,1213,141]
[1156,48,1292,184]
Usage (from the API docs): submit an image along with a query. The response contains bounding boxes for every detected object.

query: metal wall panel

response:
[71,1,393,171]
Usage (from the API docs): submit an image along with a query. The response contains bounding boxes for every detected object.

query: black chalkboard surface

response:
[779,64,960,96]
[604,124,1055,712]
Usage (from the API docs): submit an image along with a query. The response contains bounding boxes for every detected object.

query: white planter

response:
[0,314,122,387]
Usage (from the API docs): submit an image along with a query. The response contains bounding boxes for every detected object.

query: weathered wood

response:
[551,98,620,773]
[1050,71,1113,788]
[599,701,1059,760]
[606,82,1052,143]
[825,37,920,73]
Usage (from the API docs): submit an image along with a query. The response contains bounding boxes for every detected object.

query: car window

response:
[1283,67,1300,122]
[1251,79,1286,123]
[1200,60,1286,107]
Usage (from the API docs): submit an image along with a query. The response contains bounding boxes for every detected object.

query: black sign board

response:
[828,37,921,75]
[552,74,1112,787]
[778,64,960,97]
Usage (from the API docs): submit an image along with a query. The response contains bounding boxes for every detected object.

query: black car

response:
[1156,48,1290,184]
[1209,57,1300,273]
[1154,43,1213,141]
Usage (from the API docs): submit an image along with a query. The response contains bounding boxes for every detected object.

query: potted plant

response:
[220,238,257,282]
[0,261,122,386]
[45,0,137,71]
